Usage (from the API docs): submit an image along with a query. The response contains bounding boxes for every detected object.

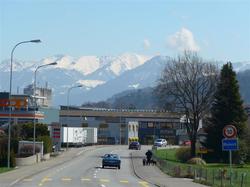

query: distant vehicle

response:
[82,127,98,145]
[154,139,167,147]
[61,127,98,146]
[102,154,121,169]
[181,140,191,146]
[129,141,141,150]
[61,127,87,146]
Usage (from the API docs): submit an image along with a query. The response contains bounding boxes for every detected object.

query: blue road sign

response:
[222,138,238,151]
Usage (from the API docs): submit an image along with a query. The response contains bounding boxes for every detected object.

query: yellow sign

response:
[0,98,28,109]
[197,147,208,154]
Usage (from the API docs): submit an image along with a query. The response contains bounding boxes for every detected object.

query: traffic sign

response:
[222,138,238,151]
[223,125,237,138]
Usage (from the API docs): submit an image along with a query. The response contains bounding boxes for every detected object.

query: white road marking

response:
[61,177,72,181]
[100,185,106,187]
[42,177,52,182]
[100,179,109,182]
[76,149,85,156]
[81,178,91,181]
[23,178,32,182]
[120,180,129,183]
[139,181,149,187]
[9,179,21,186]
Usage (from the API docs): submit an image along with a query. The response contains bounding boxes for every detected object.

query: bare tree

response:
[156,52,218,157]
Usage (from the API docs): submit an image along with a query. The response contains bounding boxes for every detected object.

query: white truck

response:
[61,127,97,146]
[82,127,98,145]
[62,127,87,146]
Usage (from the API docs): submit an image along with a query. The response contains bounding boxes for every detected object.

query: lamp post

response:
[33,62,57,155]
[66,85,82,150]
[7,39,41,168]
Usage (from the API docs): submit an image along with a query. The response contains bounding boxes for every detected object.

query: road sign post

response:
[222,125,238,186]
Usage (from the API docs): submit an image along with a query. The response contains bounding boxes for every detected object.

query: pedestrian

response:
[145,150,152,165]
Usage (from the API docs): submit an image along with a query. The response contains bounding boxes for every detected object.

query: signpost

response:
[222,125,238,186]
[223,125,237,139]
[222,138,238,151]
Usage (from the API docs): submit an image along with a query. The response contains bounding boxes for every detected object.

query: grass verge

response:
[153,148,250,187]
[0,167,13,174]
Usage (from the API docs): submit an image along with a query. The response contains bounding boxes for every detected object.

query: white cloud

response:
[143,39,151,49]
[167,28,200,52]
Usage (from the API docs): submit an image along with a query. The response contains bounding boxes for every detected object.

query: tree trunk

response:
[191,135,196,158]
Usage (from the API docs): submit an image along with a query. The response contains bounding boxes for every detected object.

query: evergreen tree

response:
[205,62,247,162]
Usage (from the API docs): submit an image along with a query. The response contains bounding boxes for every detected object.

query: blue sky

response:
[0,0,250,62]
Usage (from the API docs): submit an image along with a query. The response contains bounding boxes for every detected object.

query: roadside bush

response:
[175,147,191,163]
[37,136,52,154]
[233,139,248,164]
[0,149,16,167]
[187,157,206,165]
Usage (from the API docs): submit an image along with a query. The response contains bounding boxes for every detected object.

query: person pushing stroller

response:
[145,150,153,165]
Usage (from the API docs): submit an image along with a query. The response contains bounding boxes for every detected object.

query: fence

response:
[153,155,249,187]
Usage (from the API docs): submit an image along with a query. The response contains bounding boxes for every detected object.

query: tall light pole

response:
[7,39,41,168]
[66,85,82,150]
[33,62,57,155]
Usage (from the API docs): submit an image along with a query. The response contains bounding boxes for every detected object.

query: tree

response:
[11,123,50,140]
[205,62,248,162]
[156,52,218,157]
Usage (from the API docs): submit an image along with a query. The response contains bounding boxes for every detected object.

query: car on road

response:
[181,140,191,146]
[154,138,167,147]
[102,154,121,169]
[129,141,141,150]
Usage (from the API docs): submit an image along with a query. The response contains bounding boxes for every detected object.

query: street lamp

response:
[7,39,41,168]
[66,85,82,150]
[33,62,57,155]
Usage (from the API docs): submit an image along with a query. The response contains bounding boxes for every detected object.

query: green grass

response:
[153,148,178,162]
[153,148,250,187]
[0,167,12,173]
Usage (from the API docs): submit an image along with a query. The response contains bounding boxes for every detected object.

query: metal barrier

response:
[153,155,249,187]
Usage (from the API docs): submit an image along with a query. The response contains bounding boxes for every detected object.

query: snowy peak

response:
[38,53,150,77]
[0,59,35,72]
[232,61,250,72]
[108,53,151,76]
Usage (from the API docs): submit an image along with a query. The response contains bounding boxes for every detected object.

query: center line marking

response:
[42,177,52,182]
[139,181,149,187]
[120,180,129,183]
[100,179,109,182]
[81,178,91,181]
[23,178,32,182]
[61,177,72,181]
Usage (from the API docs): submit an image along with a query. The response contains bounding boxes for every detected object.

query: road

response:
[12,146,154,187]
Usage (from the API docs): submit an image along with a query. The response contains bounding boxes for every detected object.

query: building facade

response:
[59,106,185,145]
[24,84,52,107]
[0,92,44,127]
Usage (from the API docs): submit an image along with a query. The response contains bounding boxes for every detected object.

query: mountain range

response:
[0,53,249,106]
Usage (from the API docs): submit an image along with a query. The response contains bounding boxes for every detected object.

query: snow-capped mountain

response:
[0,53,249,106]
[0,53,152,105]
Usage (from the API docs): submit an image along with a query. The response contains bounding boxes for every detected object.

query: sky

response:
[0,0,250,62]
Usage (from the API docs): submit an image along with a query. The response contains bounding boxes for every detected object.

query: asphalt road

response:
[12,146,154,187]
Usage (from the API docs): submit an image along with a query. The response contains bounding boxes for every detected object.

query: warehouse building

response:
[59,106,185,145]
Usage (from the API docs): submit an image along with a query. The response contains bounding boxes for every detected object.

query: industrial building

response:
[59,106,186,145]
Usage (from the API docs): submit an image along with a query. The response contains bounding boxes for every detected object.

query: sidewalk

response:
[0,146,101,187]
[131,150,208,187]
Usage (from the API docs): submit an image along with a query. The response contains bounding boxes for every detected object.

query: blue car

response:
[102,154,121,169]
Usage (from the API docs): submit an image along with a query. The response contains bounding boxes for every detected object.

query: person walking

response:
[145,150,153,165]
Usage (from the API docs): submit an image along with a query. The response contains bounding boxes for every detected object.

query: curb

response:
[130,152,161,187]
